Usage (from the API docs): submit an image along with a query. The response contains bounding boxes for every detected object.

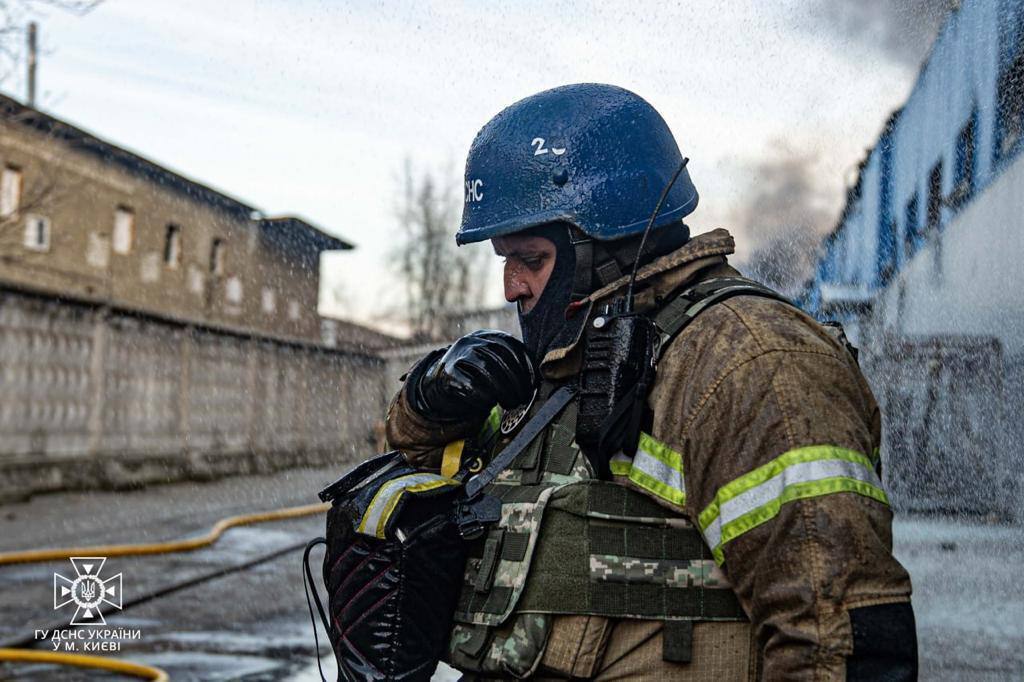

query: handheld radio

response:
[576,160,688,478]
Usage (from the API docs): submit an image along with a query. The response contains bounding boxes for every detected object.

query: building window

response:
[209,238,225,276]
[903,192,920,258]
[163,224,181,267]
[112,206,134,254]
[950,109,976,208]
[1,166,22,217]
[23,213,50,251]
[996,25,1024,161]
[926,162,942,233]
[261,287,276,314]
[288,300,300,321]
[879,218,897,286]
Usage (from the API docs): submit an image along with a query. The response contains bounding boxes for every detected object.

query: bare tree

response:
[390,159,490,340]
[0,1,100,84]
[0,163,60,254]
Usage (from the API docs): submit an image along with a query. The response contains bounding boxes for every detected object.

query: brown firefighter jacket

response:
[386,228,913,679]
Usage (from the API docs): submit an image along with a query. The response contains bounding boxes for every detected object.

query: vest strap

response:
[654,276,794,351]
[663,620,694,663]
[475,530,504,594]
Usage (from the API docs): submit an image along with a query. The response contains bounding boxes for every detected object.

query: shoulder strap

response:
[463,385,577,499]
[654,276,794,355]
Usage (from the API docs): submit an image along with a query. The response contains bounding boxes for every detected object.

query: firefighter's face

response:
[492,235,557,314]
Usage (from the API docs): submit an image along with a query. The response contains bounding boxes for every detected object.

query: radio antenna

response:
[625,159,688,311]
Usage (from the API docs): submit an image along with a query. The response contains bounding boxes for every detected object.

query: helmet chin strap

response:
[569,227,594,304]
[568,226,632,304]
[521,221,692,358]
[569,221,693,306]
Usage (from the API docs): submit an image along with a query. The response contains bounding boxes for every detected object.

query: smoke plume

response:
[808,0,958,67]
[731,139,835,295]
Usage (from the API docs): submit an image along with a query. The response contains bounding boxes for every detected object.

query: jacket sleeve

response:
[653,300,914,679]
[383,380,484,472]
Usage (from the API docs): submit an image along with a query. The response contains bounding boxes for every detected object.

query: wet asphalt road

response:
[0,466,348,680]
[0,466,1020,680]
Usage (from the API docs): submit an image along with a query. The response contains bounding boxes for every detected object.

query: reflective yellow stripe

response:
[441,440,465,478]
[486,406,501,434]
[638,432,683,472]
[610,432,686,507]
[698,445,888,564]
[358,473,458,539]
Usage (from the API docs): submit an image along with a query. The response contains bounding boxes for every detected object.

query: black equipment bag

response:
[304,386,576,682]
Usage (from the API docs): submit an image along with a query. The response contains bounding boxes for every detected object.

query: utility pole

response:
[27,22,38,107]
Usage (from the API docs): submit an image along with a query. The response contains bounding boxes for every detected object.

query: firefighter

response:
[386,83,916,680]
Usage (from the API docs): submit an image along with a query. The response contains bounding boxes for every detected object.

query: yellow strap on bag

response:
[441,439,466,478]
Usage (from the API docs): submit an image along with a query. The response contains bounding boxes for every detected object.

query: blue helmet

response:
[457,83,698,245]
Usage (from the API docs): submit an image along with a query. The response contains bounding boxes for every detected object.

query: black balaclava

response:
[517,223,576,359]
[517,221,692,359]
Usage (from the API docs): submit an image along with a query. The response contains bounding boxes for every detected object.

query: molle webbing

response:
[517,400,580,484]
[457,482,551,619]
[516,481,746,621]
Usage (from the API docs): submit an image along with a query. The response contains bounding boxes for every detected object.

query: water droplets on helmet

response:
[457,83,698,245]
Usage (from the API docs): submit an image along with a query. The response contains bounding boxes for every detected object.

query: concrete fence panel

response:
[0,287,388,501]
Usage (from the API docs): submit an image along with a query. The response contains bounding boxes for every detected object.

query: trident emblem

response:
[54,557,123,625]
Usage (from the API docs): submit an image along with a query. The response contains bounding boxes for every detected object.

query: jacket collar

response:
[540,228,736,379]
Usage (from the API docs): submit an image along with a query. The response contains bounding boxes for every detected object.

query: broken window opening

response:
[113,206,135,255]
[164,224,181,267]
[209,238,225,276]
[1,165,23,218]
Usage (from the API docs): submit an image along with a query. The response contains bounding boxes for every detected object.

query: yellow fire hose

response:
[0,648,169,680]
[0,500,330,679]
[0,501,329,565]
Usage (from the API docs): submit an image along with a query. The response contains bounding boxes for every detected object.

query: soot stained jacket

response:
[385,228,914,679]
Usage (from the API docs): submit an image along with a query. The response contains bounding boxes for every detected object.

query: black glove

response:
[406,330,538,423]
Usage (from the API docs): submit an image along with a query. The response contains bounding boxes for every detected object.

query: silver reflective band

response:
[702,458,884,555]
[632,446,684,494]
[610,433,686,506]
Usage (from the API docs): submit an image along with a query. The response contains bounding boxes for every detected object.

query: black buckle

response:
[456,494,501,540]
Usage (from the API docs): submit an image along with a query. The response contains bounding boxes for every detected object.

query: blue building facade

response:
[800,0,1024,324]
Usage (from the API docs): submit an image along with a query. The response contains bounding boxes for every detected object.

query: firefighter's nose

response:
[503,262,533,305]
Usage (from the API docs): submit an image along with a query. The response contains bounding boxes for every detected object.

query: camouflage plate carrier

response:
[447,277,793,677]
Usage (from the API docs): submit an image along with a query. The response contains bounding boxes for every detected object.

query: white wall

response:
[875,152,1024,355]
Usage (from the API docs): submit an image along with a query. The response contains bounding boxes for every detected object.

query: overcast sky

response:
[8,0,940,329]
